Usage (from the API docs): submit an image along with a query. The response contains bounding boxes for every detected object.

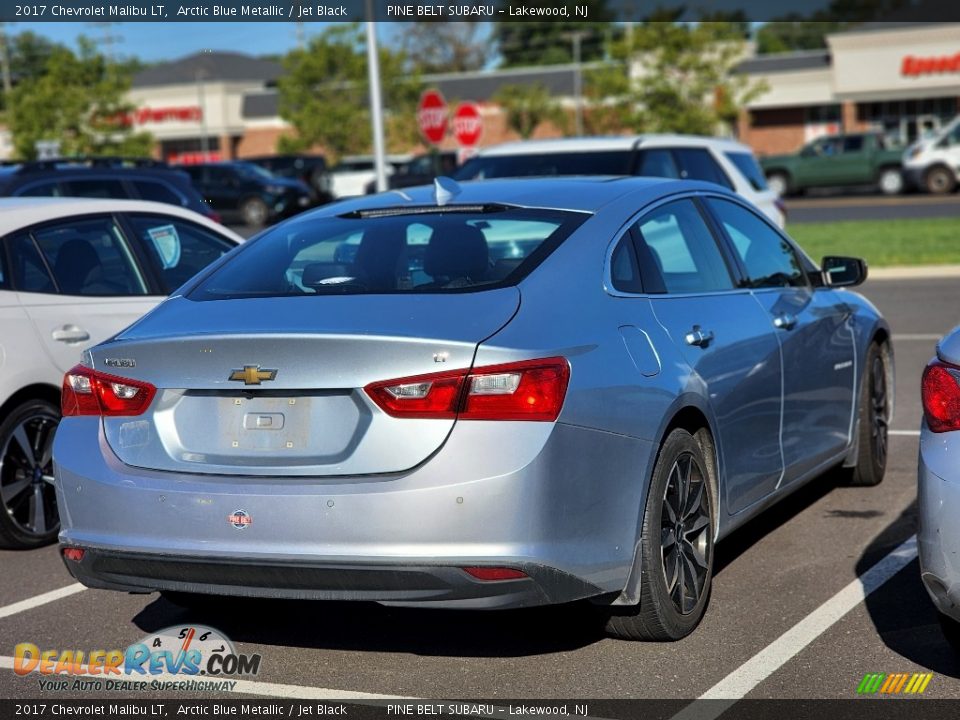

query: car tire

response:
[0,399,61,549]
[877,167,904,196]
[240,197,269,227]
[603,428,714,641]
[925,166,957,195]
[766,172,790,198]
[843,342,890,487]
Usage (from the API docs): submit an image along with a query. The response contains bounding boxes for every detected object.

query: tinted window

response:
[454,151,632,180]
[843,136,864,153]
[707,198,806,289]
[31,218,148,296]
[189,208,584,300]
[133,180,182,205]
[673,148,733,189]
[128,214,234,292]
[610,235,643,293]
[17,181,62,197]
[636,149,680,179]
[725,152,768,191]
[61,179,129,199]
[634,200,733,294]
[9,233,56,293]
[205,167,234,185]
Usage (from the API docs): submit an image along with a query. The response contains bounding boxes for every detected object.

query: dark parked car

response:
[245,154,334,204]
[181,162,312,227]
[364,151,459,194]
[0,157,219,222]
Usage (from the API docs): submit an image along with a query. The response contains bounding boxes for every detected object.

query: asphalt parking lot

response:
[0,274,957,704]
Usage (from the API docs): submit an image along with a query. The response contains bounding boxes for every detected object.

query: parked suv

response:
[760,132,904,196]
[182,161,312,226]
[0,157,218,221]
[0,198,243,549]
[453,136,784,227]
[364,151,460,194]
[244,154,334,204]
[902,116,960,194]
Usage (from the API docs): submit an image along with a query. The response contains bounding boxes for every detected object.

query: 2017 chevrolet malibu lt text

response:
[53,177,892,640]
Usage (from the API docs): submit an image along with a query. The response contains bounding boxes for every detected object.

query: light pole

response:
[365,0,387,193]
[196,67,209,159]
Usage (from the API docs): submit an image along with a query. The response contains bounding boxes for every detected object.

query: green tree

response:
[8,37,152,160]
[494,0,616,67]
[494,83,566,138]
[277,24,421,160]
[399,22,491,73]
[606,22,766,135]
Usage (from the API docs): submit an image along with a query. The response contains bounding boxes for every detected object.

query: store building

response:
[127,23,960,163]
[739,23,960,155]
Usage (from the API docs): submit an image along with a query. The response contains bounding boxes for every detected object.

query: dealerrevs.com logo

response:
[857,672,933,695]
[13,625,261,693]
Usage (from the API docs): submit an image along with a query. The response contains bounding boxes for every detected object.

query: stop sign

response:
[418,90,448,145]
[453,102,483,147]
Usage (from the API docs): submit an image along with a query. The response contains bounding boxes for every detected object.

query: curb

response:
[867,265,960,280]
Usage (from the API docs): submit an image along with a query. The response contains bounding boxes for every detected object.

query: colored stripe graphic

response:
[857,672,932,695]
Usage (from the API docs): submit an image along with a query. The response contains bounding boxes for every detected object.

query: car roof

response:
[477,135,753,156]
[0,197,244,242]
[309,176,729,216]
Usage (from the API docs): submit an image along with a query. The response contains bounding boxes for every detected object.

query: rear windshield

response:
[187,206,586,300]
[453,151,632,180]
[725,152,768,191]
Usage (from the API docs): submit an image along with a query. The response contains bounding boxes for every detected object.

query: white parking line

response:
[0,584,86,621]
[891,334,941,342]
[671,535,918,720]
[890,429,921,436]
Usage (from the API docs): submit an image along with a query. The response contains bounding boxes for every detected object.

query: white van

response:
[902,117,960,194]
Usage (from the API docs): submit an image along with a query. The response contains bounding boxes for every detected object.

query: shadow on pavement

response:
[132,593,607,657]
[857,501,960,679]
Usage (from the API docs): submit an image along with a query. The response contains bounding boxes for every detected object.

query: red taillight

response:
[364,357,569,422]
[922,361,960,433]
[462,567,528,581]
[61,365,157,418]
[62,547,85,562]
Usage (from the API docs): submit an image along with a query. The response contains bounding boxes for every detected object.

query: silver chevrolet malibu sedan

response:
[53,177,891,640]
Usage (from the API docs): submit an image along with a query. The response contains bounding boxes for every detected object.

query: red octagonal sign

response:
[418,89,448,145]
[453,102,483,147]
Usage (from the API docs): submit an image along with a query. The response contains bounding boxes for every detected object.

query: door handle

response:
[773,313,797,331]
[685,326,714,348]
[52,326,90,344]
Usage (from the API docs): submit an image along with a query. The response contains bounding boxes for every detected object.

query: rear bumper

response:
[918,426,960,621]
[61,548,601,609]
[54,416,652,609]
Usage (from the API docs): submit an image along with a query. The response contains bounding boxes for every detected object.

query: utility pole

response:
[0,24,12,98]
[196,67,209,159]
[89,22,121,63]
[365,0,387,193]
[571,31,584,136]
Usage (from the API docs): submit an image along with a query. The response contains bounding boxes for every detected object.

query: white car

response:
[0,198,243,549]
[329,155,410,199]
[903,116,960,194]
[453,135,786,228]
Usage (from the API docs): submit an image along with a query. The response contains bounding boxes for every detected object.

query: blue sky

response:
[17,22,349,61]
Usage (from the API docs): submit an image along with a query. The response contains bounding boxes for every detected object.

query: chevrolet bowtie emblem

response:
[229,365,278,385]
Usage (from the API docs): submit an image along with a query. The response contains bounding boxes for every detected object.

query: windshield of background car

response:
[233,163,274,181]
[453,151,632,180]
[725,152,769,191]
[187,207,587,300]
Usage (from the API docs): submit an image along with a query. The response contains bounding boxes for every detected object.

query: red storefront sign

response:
[902,53,960,77]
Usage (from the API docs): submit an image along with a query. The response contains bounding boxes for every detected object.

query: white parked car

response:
[0,198,243,549]
[903,116,960,194]
[453,135,786,228]
[329,155,410,199]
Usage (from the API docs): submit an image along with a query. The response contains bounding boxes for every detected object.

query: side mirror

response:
[821,256,867,287]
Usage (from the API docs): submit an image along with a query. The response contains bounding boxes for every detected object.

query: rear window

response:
[454,151,632,180]
[725,152,768,192]
[188,207,586,301]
